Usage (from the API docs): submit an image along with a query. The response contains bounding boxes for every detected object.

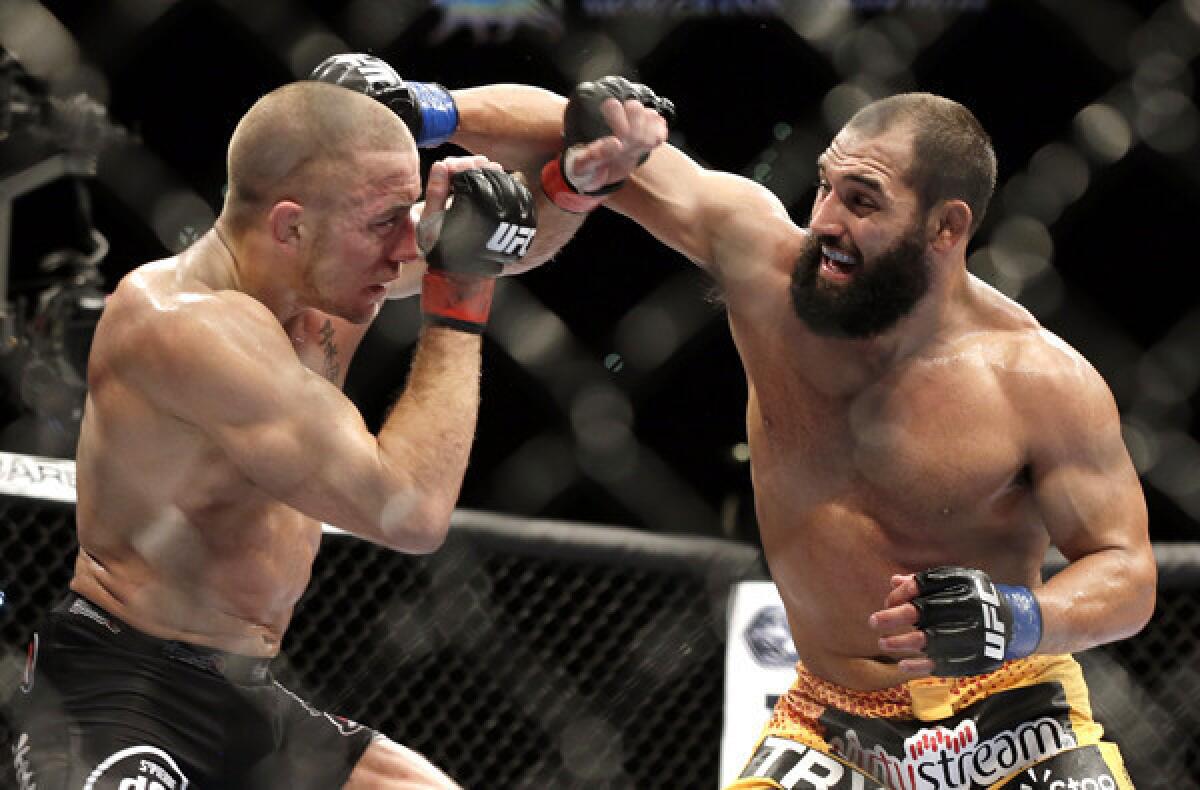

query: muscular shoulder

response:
[96,260,287,395]
[977,325,1121,454]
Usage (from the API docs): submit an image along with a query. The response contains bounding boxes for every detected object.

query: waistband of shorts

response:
[53,592,273,684]
[792,654,1081,719]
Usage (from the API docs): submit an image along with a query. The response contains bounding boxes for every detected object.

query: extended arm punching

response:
[311,54,672,287]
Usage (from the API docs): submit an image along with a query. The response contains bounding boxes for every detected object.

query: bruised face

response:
[303,149,422,324]
[790,125,933,339]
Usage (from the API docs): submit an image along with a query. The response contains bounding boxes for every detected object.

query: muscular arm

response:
[1025,350,1156,654]
[127,291,478,553]
[869,339,1156,674]
[455,82,794,283]
[451,85,578,271]
[387,83,672,299]
[606,140,796,278]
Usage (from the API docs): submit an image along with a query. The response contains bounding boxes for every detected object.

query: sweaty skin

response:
[56,81,667,790]
[601,122,1154,690]
[68,85,668,661]
[70,164,430,656]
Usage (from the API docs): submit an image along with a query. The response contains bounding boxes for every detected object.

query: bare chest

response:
[746,353,1027,533]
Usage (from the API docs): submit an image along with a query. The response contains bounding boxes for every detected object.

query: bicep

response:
[133,304,397,531]
[204,365,381,510]
[1030,377,1148,560]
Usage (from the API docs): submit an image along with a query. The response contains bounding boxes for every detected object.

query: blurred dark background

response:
[1,0,1197,546]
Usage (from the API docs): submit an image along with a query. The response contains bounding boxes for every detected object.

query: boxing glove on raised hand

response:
[310,53,458,147]
[913,566,1043,677]
[560,76,675,196]
[421,169,536,334]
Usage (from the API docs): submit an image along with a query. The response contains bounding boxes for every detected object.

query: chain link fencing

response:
[1,486,1199,788]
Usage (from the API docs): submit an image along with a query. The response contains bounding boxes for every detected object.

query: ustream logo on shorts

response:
[817,682,1081,790]
[829,717,1076,789]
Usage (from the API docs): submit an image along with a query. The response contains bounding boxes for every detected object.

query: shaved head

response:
[222,81,415,232]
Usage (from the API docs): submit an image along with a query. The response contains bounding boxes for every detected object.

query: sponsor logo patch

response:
[743,605,799,669]
[485,222,536,257]
[82,745,188,790]
[976,577,1007,661]
[819,682,1080,789]
[1001,745,1120,789]
[740,736,888,789]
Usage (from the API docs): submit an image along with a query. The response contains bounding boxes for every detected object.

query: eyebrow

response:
[371,203,412,220]
[815,158,886,196]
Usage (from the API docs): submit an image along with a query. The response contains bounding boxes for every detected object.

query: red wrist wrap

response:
[541,157,605,214]
[421,269,496,334]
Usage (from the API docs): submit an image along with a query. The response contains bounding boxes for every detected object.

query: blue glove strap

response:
[997,584,1042,660]
[409,82,458,147]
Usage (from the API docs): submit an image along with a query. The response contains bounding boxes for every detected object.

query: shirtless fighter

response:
[9,73,667,788]
[417,77,1157,788]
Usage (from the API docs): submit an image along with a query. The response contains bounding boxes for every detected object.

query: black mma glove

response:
[541,76,675,212]
[310,53,458,147]
[421,168,536,334]
[913,566,1043,678]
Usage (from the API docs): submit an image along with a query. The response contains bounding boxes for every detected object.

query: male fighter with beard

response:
[472,85,1154,788]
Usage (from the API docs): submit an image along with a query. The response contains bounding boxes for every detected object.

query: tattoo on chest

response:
[319,320,341,383]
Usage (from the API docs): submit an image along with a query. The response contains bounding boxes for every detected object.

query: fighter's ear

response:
[269,200,304,247]
[929,199,971,253]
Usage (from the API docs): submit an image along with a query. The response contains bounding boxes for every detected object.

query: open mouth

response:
[820,245,860,281]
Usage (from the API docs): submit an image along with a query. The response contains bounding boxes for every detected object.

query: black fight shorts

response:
[9,594,375,790]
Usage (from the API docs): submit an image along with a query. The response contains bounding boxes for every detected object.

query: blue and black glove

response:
[310,53,458,147]
[913,566,1043,677]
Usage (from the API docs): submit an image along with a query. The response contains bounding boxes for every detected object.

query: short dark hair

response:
[845,93,997,235]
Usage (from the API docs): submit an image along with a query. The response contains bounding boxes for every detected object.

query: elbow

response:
[1114,548,1158,640]
[1130,554,1158,635]
[405,505,452,555]
[375,492,454,555]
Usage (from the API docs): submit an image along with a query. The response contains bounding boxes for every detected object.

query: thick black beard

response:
[789,225,931,339]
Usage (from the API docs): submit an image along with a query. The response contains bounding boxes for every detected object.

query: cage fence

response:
[1,490,1199,788]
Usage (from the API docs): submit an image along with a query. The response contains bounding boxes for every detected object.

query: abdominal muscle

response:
[757,496,918,691]
[70,475,324,658]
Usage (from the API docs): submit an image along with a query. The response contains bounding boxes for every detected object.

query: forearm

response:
[450,85,566,172]
[1034,544,1157,655]
[375,325,482,551]
[450,85,583,268]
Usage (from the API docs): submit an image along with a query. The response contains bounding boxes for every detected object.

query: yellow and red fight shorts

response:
[727,655,1134,790]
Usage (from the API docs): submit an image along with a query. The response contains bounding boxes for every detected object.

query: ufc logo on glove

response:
[485,222,535,257]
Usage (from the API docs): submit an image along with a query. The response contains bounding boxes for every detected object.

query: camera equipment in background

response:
[0,47,121,457]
